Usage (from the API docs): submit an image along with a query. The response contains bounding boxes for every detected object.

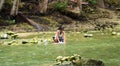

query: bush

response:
[88,0,97,5]
[51,1,68,11]
[105,0,120,8]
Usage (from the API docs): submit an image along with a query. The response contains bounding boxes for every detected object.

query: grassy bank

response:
[0,32,120,66]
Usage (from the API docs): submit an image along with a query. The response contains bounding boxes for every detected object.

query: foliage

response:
[104,0,120,7]
[82,5,96,14]
[94,22,119,31]
[86,0,97,5]
[5,0,13,5]
[0,19,15,25]
[51,1,68,11]
[83,0,97,14]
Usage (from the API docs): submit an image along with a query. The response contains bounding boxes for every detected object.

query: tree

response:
[77,0,82,14]
[97,0,105,8]
[0,0,4,10]
[10,0,20,16]
[38,0,48,14]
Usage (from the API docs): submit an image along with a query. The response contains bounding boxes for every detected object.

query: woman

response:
[53,27,66,44]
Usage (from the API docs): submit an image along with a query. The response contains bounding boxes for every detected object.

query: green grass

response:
[0,32,120,66]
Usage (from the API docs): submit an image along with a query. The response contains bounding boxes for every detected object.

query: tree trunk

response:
[97,0,105,8]
[10,0,20,16]
[38,0,48,14]
[0,0,4,10]
[77,0,82,14]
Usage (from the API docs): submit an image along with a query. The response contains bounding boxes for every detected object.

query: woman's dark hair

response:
[58,26,64,30]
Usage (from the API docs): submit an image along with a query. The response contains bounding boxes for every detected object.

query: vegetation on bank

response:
[0,0,120,32]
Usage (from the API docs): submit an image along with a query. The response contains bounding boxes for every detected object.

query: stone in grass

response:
[117,33,120,36]
[7,40,16,45]
[53,59,104,66]
[22,41,29,44]
[11,34,18,39]
[55,54,82,66]
[22,40,38,44]
[53,54,104,66]
[84,34,93,37]
[82,59,104,66]
[0,34,8,39]
[6,31,15,35]
[111,32,117,35]
[53,62,73,66]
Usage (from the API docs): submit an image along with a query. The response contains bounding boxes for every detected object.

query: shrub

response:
[88,0,97,5]
[51,1,68,11]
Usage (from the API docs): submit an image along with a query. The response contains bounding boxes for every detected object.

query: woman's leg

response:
[59,37,64,42]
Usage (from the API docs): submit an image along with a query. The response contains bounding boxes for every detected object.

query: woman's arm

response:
[63,31,66,44]
[55,30,60,42]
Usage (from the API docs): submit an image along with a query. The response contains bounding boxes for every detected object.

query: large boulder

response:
[53,54,104,66]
